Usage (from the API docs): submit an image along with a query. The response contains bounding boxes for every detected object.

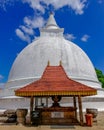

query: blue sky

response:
[0,0,104,88]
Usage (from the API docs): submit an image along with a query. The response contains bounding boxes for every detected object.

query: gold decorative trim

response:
[15,91,97,97]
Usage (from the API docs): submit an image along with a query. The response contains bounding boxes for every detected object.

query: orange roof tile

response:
[15,65,97,97]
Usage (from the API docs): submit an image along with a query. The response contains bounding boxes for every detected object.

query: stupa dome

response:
[6,13,101,90]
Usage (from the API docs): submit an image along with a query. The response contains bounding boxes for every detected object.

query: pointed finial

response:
[50,11,53,15]
[59,60,62,66]
[48,61,50,66]
[46,12,58,28]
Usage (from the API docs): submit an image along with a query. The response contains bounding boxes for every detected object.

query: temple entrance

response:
[31,96,79,125]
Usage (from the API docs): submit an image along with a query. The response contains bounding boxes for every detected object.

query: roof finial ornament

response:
[50,11,54,15]
[49,11,55,17]
[48,60,50,66]
[59,60,62,66]
[49,4,54,15]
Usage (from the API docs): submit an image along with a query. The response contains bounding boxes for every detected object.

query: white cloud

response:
[0,83,5,89]
[0,0,17,11]
[23,0,87,15]
[15,28,31,43]
[0,0,88,43]
[98,0,104,4]
[0,0,87,15]
[0,75,4,81]
[0,74,5,88]
[64,33,76,41]
[45,0,86,14]
[15,16,46,42]
[23,0,45,14]
[81,34,90,42]
[14,0,87,42]
[24,16,45,28]
[20,25,34,35]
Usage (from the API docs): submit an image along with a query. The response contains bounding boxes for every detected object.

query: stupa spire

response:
[46,12,58,28]
[40,13,64,36]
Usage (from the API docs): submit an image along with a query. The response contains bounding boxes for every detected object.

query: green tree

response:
[95,68,104,88]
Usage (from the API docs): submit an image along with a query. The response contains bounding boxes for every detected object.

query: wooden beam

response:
[40,97,42,105]
[78,96,83,126]
[73,96,77,119]
[35,97,38,108]
[46,97,48,107]
[30,96,34,122]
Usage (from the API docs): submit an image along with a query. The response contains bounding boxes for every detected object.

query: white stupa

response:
[0,13,104,111]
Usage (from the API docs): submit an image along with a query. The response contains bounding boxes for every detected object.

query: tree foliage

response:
[95,68,104,88]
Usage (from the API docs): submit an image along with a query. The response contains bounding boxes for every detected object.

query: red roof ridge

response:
[41,65,69,81]
[15,64,97,96]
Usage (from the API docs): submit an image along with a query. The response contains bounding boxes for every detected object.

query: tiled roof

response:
[15,65,97,97]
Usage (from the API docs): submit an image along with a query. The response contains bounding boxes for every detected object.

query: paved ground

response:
[0,111,104,130]
[0,124,104,130]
